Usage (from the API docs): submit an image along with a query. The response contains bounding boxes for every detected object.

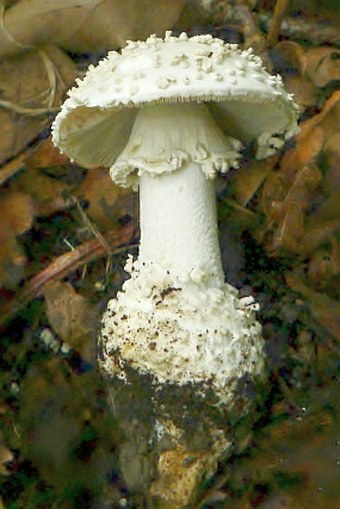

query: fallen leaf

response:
[300,218,340,257]
[0,226,26,289]
[11,167,73,216]
[0,45,76,164]
[283,162,322,206]
[259,171,286,219]
[76,168,135,231]
[283,74,318,109]
[309,189,340,222]
[295,90,340,143]
[275,40,307,74]
[305,47,340,88]
[43,280,96,361]
[0,190,34,288]
[286,273,340,340]
[0,0,186,57]
[280,127,324,179]
[269,202,305,254]
[230,159,276,207]
[25,137,71,174]
[0,190,35,235]
[259,162,322,256]
[307,246,338,291]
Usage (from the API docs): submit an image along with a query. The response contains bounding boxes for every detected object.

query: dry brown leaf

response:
[0,190,35,235]
[261,163,321,220]
[317,96,340,146]
[296,91,340,143]
[43,280,96,361]
[271,41,318,110]
[275,40,307,74]
[307,245,337,291]
[280,126,324,178]
[0,224,26,289]
[259,162,323,255]
[0,45,76,164]
[0,0,186,57]
[230,159,276,207]
[11,167,73,216]
[305,47,340,88]
[298,188,340,257]
[284,163,322,205]
[300,218,340,257]
[286,273,340,340]
[220,198,259,233]
[259,171,286,219]
[268,202,304,254]
[283,74,318,109]
[76,168,134,231]
[310,189,340,222]
[25,137,70,173]
[0,191,34,288]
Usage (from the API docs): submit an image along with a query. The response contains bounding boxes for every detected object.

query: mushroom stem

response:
[139,162,224,285]
[110,102,243,284]
[101,105,264,399]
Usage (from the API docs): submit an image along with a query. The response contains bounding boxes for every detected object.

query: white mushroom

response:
[52,32,299,405]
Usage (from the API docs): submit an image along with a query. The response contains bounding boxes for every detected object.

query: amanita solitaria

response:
[52,31,299,508]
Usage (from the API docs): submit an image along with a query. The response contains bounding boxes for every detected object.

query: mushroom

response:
[52,32,299,404]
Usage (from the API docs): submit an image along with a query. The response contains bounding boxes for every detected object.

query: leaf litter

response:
[0,1,339,508]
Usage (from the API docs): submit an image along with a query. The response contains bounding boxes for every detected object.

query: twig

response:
[0,224,136,327]
[266,0,291,47]
[0,149,31,186]
[75,198,113,275]
[236,1,266,53]
[270,15,340,46]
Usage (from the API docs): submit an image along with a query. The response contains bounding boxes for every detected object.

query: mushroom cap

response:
[52,31,299,174]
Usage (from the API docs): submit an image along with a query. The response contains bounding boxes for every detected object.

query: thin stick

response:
[258,12,340,46]
[0,224,136,327]
[236,0,265,53]
[267,0,291,47]
[0,150,31,186]
[75,198,113,275]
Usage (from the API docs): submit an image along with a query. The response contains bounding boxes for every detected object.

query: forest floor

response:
[0,1,339,508]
